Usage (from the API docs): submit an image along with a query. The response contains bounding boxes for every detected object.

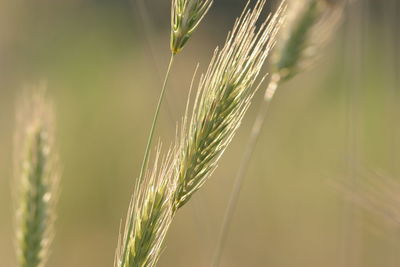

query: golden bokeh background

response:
[0,0,399,266]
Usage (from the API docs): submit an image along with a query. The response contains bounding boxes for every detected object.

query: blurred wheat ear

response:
[14,86,59,267]
[212,0,346,265]
[273,0,344,82]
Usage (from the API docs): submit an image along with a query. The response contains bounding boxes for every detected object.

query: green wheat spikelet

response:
[174,0,285,209]
[171,0,213,54]
[116,147,176,267]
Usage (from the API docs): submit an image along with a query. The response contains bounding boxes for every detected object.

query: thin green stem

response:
[211,74,280,267]
[119,54,175,267]
[139,54,175,184]
[132,0,177,124]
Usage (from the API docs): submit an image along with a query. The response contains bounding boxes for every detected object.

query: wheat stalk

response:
[212,1,345,265]
[116,1,284,266]
[14,87,59,267]
[118,1,213,266]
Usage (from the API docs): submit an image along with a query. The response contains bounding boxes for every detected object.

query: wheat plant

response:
[116,1,284,266]
[116,1,212,266]
[14,88,59,267]
[212,0,345,265]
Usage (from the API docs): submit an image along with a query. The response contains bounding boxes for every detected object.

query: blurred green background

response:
[0,0,399,266]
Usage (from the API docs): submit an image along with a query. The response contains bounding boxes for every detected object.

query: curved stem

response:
[119,54,175,267]
[211,74,280,267]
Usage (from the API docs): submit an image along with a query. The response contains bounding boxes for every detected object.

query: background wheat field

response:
[0,0,399,266]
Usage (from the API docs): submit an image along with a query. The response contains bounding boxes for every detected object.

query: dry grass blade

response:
[14,87,59,267]
[171,0,213,54]
[116,146,177,267]
[338,173,400,228]
[174,0,285,210]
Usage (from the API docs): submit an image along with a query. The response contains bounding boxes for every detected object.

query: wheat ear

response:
[212,1,345,266]
[173,0,285,210]
[14,87,59,267]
